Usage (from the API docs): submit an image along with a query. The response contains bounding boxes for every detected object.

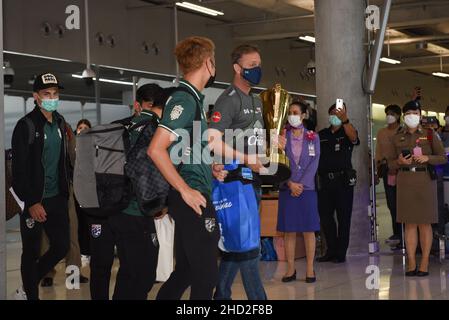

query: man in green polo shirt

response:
[148,36,219,300]
[12,73,70,300]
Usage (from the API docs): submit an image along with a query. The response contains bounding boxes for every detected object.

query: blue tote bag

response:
[212,179,260,253]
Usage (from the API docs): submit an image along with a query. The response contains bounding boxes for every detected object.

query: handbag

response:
[154,214,175,282]
[212,179,260,253]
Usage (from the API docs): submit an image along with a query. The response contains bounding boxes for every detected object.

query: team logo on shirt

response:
[26,218,35,229]
[205,218,216,233]
[91,224,102,238]
[170,105,184,121]
[151,233,159,247]
[211,112,221,123]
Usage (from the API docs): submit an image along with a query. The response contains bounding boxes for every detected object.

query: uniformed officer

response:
[387,100,446,277]
[317,102,359,264]
[208,44,267,300]
[89,84,164,300]
[149,36,220,300]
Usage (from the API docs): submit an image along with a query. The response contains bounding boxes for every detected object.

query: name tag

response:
[241,167,253,180]
[308,143,316,157]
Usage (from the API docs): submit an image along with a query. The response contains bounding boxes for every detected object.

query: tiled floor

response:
[6,198,449,300]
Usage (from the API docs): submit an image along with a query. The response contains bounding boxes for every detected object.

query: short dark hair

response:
[328,102,347,114]
[231,44,260,65]
[290,101,308,114]
[445,105,449,113]
[136,84,163,105]
[76,119,91,129]
[385,104,401,116]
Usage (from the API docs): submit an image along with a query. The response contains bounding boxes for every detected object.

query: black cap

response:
[33,73,64,92]
[403,100,421,114]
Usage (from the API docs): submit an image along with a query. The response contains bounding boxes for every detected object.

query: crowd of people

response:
[10,35,449,301]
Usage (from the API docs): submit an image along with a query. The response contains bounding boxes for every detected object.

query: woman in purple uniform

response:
[277,101,320,283]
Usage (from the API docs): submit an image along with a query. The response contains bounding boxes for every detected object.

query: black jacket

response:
[12,105,70,209]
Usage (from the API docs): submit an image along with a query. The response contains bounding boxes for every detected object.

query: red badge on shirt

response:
[211,112,222,123]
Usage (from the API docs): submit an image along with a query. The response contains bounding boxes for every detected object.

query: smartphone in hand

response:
[336,98,344,111]
[402,149,412,159]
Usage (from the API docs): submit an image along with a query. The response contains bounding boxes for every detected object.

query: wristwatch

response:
[342,119,350,125]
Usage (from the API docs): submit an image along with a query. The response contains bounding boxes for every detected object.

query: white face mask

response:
[404,114,420,129]
[288,115,302,128]
[386,115,397,125]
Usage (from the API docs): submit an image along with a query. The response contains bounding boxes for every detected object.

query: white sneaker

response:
[14,286,27,300]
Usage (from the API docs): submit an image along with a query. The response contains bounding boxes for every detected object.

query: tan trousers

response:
[41,185,82,278]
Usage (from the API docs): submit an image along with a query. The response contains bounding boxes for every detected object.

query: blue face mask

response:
[241,66,262,86]
[41,99,59,112]
[329,115,342,127]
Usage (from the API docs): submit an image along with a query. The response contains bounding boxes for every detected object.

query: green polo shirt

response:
[123,110,157,217]
[159,80,213,197]
[42,114,62,199]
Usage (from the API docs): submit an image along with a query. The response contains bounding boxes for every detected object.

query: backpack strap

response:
[126,116,159,156]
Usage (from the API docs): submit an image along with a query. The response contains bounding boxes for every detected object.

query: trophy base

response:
[259,163,291,186]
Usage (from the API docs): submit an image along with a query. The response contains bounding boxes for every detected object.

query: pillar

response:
[314,0,371,255]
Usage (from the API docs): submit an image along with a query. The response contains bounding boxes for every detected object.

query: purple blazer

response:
[285,128,321,191]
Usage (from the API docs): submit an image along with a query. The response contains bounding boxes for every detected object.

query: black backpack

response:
[74,123,131,218]
[125,114,168,217]
[125,87,202,217]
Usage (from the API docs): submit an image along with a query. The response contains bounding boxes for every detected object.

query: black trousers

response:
[156,189,219,300]
[74,197,91,256]
[20,195,70,300]
[89,213,159,300]
[382,174,402,238]
[318,180,354,259]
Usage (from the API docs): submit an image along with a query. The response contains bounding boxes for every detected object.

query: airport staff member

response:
[12,73,70,300]
[387,100,446,277]
[317,102,359,264]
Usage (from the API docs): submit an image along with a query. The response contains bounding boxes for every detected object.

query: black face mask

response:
[205,73,216,88]
[205,61,216,88]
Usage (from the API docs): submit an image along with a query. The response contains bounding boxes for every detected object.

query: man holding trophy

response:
[208,44,289,300]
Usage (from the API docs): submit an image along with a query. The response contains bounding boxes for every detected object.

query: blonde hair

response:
[175,36,215,74]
